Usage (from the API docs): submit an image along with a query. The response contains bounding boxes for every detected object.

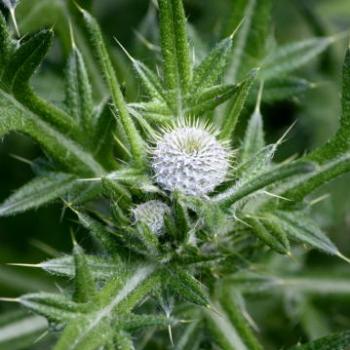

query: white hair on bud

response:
[151,120,231,196]
[132,200,170,234]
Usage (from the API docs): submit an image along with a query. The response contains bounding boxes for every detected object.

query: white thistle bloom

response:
[151,121,231,196]
[132,200,170,234]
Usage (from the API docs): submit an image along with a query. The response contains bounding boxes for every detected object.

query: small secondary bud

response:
[132,200,170,234]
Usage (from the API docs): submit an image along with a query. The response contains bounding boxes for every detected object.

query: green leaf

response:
[0,89,105,175]
[279,153,350,205]
[2,29,52,89]
[260,36,336,80]
[158,0,192,94]
[53,316,113,350]
[73,243,96,303]
[0,312,47,350]
[0,173,76,217]
[219,289,263,350]
[38,255,121,281]
[66,46,94,134]
[1,28,80,136]
[246,216,289,255]
[226,0,272,82]
[274,211,345,259]
[174,317,201,350]
[229,271,350,295]
[167,268,209,307]
[173,197,191,243]
[81,9,145,166]
[92,101,117,169]
[19,293,84,324]
[213,161,314,207]
[234,144,275,182]
[307,47,350,163]
[191,36,233,92]
[130,57,172,109]
[206,295,261,350]
[121,313,173,331]
[290,330,350,350]
[75,211,120,255]
[186,84,238,116]
[240,95,265,163]
[114,331,135,350]
[221,72,256,140]
[53,265,158,350]
[252,77,313,103]
[123,223,160,257]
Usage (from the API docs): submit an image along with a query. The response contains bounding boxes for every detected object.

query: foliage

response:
[0,0,350,349]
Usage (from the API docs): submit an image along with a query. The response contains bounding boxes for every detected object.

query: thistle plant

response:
[1,0,350,349]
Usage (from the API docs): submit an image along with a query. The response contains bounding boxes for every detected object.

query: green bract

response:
[0,0,350,349]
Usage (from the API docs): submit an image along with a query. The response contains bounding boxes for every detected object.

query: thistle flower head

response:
[132,200,170,234]
[151,120,231,196]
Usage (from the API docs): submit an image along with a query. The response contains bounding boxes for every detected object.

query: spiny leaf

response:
[225,0,272,82]
[219,288,263,350]
[73,242,96,303]
[274,211,345,259]
[37,254,121,281]
[129,101,171,118]
[1,27,80,137]
[66,46,94,135]
[0,173,76,217]
[53,265,157,350]
[174,317,201,350]
[0,89,105,175]
[0,312,47,350]
[260,36,338,80]
[246,216,290,255]
[114,331,135,350]
[191,36,233,92]
[240,91,265,163]
[234,144,275,182]
[167,268,209,307]
[173,198,191,242]
[1,28,79,137]
[279,153,350,206]
[122,223,160,257]
[81,8,145,166]
[75,211,120,255]
[121,313,174,331]
[2,29,52,89]
[213,161,314,207]
[129,57,172,108]
[186,84,238,116]
[252,77,313,103]
[92,101,117,169]
[290,330,350,350]
[53,316,113,350]
[307,47,350,163]
[19,293,84,324]
[229,271,350,295]
[221,72,256,140]
[206,300,256,350]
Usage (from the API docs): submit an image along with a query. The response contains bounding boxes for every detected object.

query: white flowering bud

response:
[132,200,170,234]
[152,122,230,196]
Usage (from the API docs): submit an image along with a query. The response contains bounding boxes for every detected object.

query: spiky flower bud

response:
[151,122,230,196]
[132,200,170,234]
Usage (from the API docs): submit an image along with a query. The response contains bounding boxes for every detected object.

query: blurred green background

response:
[1,0,350,348]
